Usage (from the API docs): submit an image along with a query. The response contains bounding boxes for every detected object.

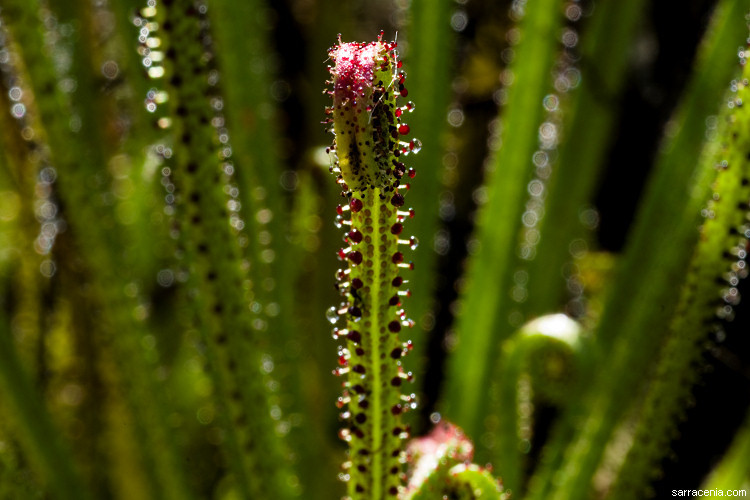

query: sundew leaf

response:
[523,0,649,318]
[326,35,420,499]
[1,1,196,498]
[532,2,749,499]
[0,311,91,500]
[608,5,750,497]
[442,0,564,443]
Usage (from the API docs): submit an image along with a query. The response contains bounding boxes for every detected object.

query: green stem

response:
[345,188,405,499]
[493,315,584,498]
[0,312,91,500]
[2,2,195,497]
[532,3,749,499]
[157,1,295,497]
[610,18,750,497]
[328,36,418,499]
[408,465,505,500]
[441,0,563,442]
[524,0,647,317]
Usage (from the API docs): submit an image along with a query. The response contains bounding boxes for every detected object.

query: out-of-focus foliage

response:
[0,0,748,499]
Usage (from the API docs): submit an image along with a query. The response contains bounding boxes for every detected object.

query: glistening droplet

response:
[326,306,340,324]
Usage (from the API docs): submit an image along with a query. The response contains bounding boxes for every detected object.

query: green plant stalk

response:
[286,171,344,495]
[610,41,750,500]
[328,36,418,499]
[56,258,138,498]
[2,2,195,498]
[208,0,288,299]
[52,3,195,496]
[0,149,32,499]
[157,1,295,498]
[403,421,505,499]
[209,3,328,493]
[0,429,34,499]
[408,465,504,500]
[493,315,583,497]
[97,0,174,286]
[442,0,563,441]
[0,41,46,374]
[108,0,156,137]
[588,0,748,352]
[345,189,405,499]
[524,0,646,317]
[0,311,91,500]
[532,3,749,499]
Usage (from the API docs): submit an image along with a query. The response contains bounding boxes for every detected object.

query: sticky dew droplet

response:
[326,306,340,324]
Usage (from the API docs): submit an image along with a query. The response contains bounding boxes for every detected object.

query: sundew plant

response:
[0,0,749,499]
